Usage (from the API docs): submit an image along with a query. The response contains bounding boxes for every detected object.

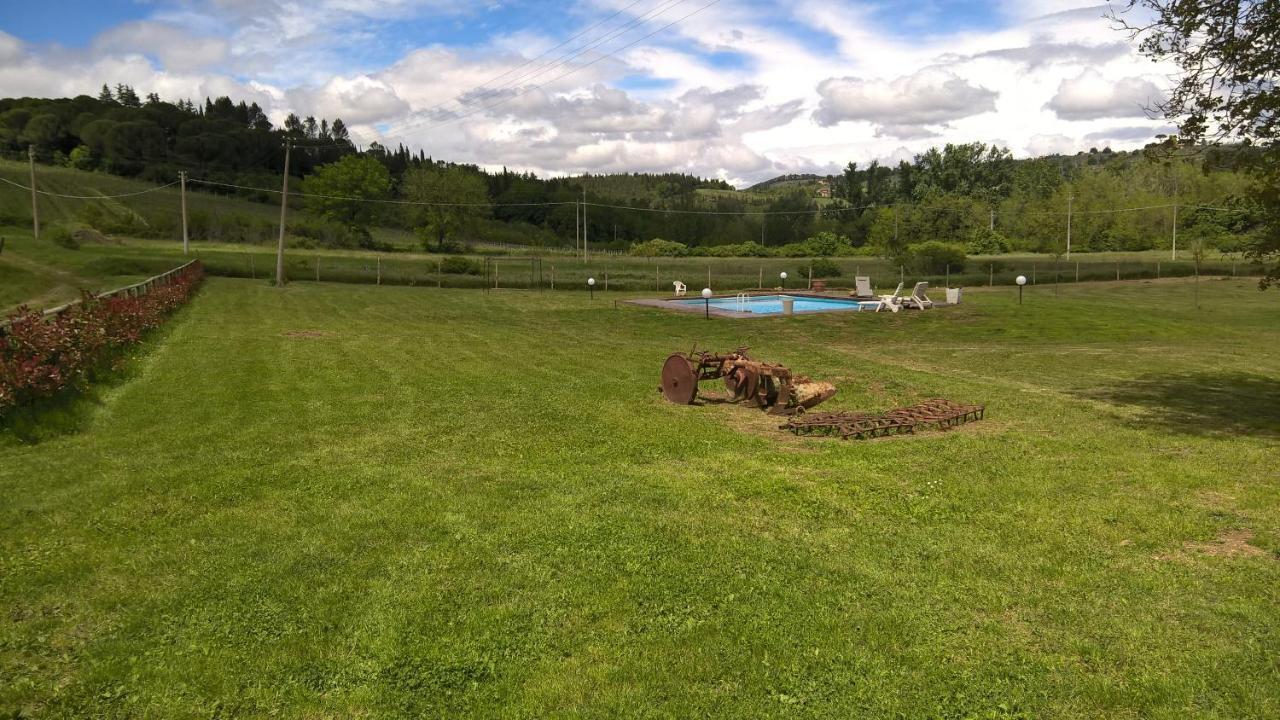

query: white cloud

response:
[92,21,229,72]
[812,67,998,129]
[1044,69,1165,120]
[287,76,410,125]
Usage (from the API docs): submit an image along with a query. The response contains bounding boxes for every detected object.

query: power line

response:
[187,177,575,207]
[0,176,180,199]
[411,0,655,118]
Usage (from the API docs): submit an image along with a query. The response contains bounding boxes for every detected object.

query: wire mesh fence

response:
[183,250,1260,292]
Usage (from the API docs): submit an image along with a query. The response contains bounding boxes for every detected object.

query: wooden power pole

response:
[275,141,291,287]
[28,145,39,241]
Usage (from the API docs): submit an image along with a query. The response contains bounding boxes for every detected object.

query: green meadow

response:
[2,270,1278,717]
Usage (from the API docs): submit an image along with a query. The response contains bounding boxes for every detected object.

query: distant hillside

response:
[747,173,825,192]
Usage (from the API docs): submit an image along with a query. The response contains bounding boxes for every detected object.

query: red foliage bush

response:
[0,262,204,415]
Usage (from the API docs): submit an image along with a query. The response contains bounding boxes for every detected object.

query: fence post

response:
[250,254,255,279]
[551,264,555,290]
[437,258,442,288]
[377,257,382,285]
[655,264,659,292]
[707,264,711,289]
[605,271,609,292]
[758,266,763,290]
[315,256,320,282]
[1116,263,1120,281]
[1157,261,1161,279]
[808,264,813,290]
[1075,262,1079,283]
[989,264,993,287]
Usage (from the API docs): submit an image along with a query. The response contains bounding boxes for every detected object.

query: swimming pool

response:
[673,294,872,315]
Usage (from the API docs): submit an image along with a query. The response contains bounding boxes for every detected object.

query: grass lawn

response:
[2,275,1279,717]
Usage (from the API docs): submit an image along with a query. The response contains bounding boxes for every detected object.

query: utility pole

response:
[275,140,291,287]
[179,170,189,255]
[27,145,39,241]
[1171,174,1179,260]
[1065,195,1073,259]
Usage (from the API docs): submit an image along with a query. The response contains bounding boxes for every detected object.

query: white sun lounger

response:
[874,282,904,313]
[902,281,933,309]
[851,276,874,299]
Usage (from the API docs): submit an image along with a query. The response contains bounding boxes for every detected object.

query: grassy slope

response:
[2,278,1278,717]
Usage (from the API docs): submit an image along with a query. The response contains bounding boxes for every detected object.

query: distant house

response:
[815,179,832,198]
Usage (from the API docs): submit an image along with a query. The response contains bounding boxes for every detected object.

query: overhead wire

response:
[410,0,655,118]
[0,175,180,199]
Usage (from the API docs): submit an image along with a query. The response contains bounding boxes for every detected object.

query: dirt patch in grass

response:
[283,329,332,339]
[1190,530,1268,558]
[1162,529,1270,562]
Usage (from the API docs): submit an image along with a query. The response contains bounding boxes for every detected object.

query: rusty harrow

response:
[781,398,985,440]
[659,347,837,415]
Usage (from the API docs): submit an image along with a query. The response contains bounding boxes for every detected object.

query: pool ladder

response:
[735,293,751,312]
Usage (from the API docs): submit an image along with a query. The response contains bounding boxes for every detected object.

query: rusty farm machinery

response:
[659,348,838,415]
[659,348,984,438]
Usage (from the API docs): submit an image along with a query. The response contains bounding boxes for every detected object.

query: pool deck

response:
[627,291,954,318]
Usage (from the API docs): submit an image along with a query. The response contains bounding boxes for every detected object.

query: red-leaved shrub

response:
[0,262,204,415]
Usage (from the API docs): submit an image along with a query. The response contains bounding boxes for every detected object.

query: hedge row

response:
[0,262,204,415]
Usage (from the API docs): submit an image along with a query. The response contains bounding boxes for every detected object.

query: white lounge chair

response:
[875,282,904,313]
[851,276,874,299]
[673,281,687,296]
[902,281,933,309]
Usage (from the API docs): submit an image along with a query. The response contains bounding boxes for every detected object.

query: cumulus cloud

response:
[1044,69,1165,120]
[93,21,229,72]
[287,76,410,125]
[812,67,998,132]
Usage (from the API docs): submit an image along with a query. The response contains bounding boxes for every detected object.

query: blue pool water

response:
[675,294,871,315]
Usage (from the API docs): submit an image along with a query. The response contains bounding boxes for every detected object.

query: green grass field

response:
[2,276,1278,717]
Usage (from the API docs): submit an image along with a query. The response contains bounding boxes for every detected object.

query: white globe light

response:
[588,277,596,286]
[780,272,788,280]
[1015,275,1027,286]
[701,287,713,298]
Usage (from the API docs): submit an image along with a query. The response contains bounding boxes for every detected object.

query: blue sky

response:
[0,0,1171,185]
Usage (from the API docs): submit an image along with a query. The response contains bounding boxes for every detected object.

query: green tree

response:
[1115,0,1280,286]
[301,155,392,241]
[20,114,62,149]
[115,84,141,108]
[401,165,490,250]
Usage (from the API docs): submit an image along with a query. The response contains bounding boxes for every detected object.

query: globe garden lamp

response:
[588,276,595,300]
[702,287,713,319]
[780,271,788,289]
[1015,274,1027,305]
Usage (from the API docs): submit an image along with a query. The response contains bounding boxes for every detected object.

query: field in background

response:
[2,278,1277,716]
[0,222,1259,314]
